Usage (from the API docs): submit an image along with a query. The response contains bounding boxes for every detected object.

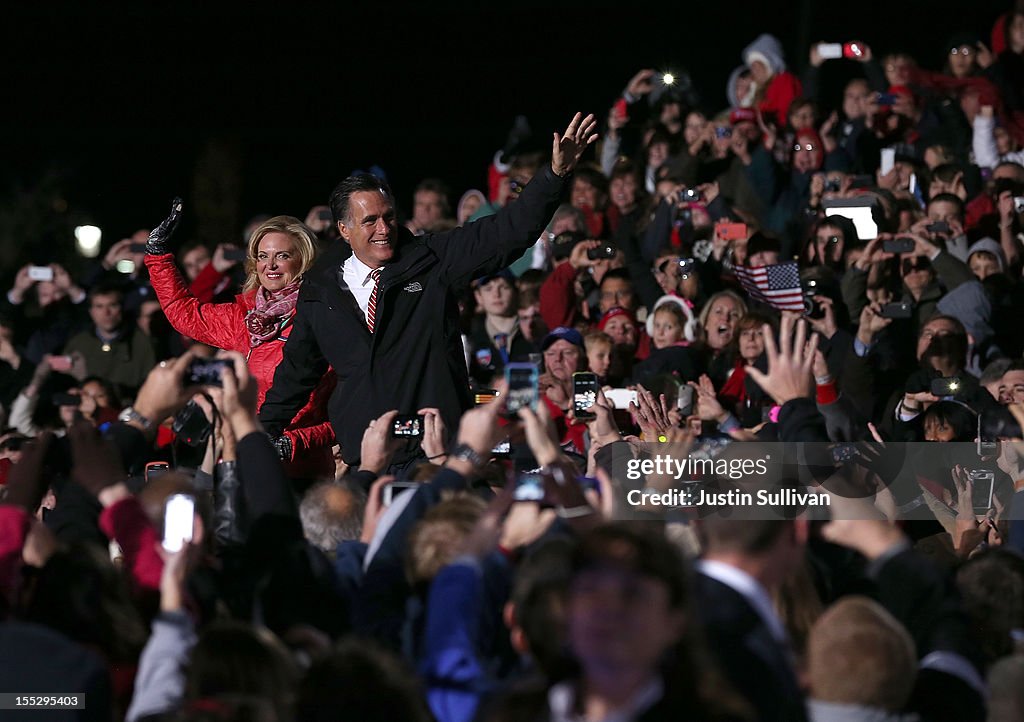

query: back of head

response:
[296,638,432,722]
[510,537,575,678]
[987,654,1024,722]
[807,596,916,711]
[956,549,1024,664]
[186,621,297,722]
[406,494,486,588]
[299,479,367,553]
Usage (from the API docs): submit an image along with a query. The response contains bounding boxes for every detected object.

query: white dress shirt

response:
[342,253,382,320]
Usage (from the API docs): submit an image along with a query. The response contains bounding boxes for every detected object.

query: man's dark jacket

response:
[260,168,566,465]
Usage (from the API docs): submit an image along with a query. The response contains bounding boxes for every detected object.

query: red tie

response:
[366,268,383,333]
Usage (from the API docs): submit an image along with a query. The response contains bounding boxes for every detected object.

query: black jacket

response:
[260,168,566,465]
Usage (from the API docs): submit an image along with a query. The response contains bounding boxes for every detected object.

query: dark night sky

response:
[0,0,1011,269]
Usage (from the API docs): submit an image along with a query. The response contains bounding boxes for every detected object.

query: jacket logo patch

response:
[475,348,492,367]
[403,282,423,293]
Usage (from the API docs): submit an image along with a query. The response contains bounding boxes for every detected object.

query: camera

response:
[676,257,696,277]
[930,376,962,397]
[683,188,702,202]
[925,221,951,235]
[879,301,913,319]
[391,414,424,438]
[882,237,915,254]
[586,244,616,261]
[318,209,333,223]
[802,292,824,320]
[171,399,212,447]
[824,178,841,193]
[187,358,232,387]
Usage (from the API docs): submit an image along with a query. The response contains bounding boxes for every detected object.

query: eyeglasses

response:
[793,143,816,152]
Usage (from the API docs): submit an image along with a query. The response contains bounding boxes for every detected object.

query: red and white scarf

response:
[245,279,301,347]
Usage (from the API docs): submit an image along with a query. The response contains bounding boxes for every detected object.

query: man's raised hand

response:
[551,113,598,177]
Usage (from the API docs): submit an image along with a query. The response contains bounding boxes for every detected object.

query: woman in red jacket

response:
[145,201,335,478]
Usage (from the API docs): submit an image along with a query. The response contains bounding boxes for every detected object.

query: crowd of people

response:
[4,5,1024,721]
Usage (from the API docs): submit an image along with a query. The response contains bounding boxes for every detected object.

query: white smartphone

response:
[816,43,843,60]
[604,388,639,410]
[880,148,895,176]
[162,494,195,552]
[28,265,54,282]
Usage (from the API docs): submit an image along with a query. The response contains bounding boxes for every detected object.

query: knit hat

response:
[597,307,637,332]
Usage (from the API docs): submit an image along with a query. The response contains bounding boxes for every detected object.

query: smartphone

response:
[187,358,232,387]
[171,399,212,447]
[925,221,950,234]
[1014,196,1024,213]
[714,126,732,140]
[28,265,53,282]
[843,41,864,59]
[145,461,170,484]
[162,494,195,552]
[683,188,702,202]
[514,472,546,502]
[676,258,697,278]
[700,419,719,436]
[51,392,80,407]
[491,438,511,456]
[879,301,913,319]
[876,93,898,106]
[505,362,539,413]
[129,243,148,254]
[222,248,248,262]
[317,209,333,223]
[816,42,843,60]
[716,222,747,242]
[849,174,874,188]
[49,355,73,373]
[604,388,638,410]
[391,414,424,438]
[880,148,896,176]
[573,372,599,420]
[677,385,694,416]
[586,244,616,260]
[382,480,419,506]
[930,377,963,397]
[882,237,915,254]
[968,470,995,514]
[977,415,998,458]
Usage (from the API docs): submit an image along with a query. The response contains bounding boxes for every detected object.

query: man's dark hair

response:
[698,518,793,555]
[927,192,965,220]
[88,283,123,304]
[297,638,433,722]
[414,178,452,215]
[599,268,632,289]
[329,174,395,227]
[572,164,609,196]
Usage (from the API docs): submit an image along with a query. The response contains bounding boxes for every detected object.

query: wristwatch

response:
[118,406,153,430]
[448,442,484,467]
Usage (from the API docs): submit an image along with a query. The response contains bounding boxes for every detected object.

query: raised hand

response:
[551,113,599,177]
[146,197,184,255]
[3,432,54,512]
[745,315,818,406]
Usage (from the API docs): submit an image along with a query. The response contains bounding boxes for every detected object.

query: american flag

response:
[733,261,805,312]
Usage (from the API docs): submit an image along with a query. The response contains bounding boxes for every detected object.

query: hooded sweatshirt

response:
[742,33,803,128]
[965,237,1006,273]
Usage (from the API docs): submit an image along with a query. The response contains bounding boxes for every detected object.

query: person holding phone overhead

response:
[144,208,336,478]
[258,112,598,471]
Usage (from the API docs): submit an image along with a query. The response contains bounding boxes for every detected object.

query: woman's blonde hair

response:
[697,290,748,336]
[242,215,318,293]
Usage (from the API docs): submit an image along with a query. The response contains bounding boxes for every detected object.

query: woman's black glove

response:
[146,197,184,255]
